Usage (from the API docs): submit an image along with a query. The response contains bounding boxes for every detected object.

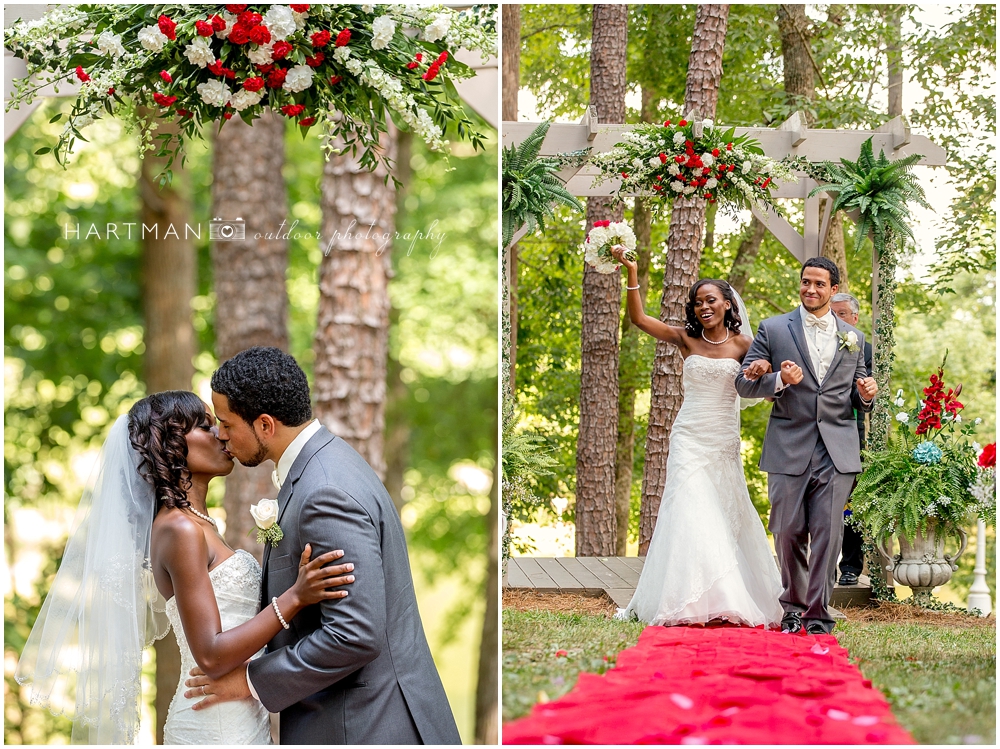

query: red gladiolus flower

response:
[679,119,687,126]
[158,15,177,40]
[195,19,214,36]
[243,76,265,92]
[223,111,234,119]
[979,443,996,468]
[435,50,449,65]
[280,103,306,117]
[211,14,227,32]
[298,116,316,126]
[75,66,91,82]
[238,11,262,27]
[335,28,351,46]
[272,41,293,59]
[329,75,343,85]
[266,67,288,88]
[290,4,310,12]
[311,29,331,47]
[153,92,177,107]
[423,63,441,81]
[415,53,423,62]
[226,5,247,13]
[305,52,324,67]
[249,25,271,46]
[160,70,173,83]
[228,25,250,44]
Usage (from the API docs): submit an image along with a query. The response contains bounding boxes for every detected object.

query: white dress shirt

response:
[774,306,838,392]
[249,419,323,703]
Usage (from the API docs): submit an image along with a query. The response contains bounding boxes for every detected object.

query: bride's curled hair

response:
[128,391,209,511]
[684,279,742,337]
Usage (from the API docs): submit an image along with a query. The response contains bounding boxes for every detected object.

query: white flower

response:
[333,45,352,63]
[74,113,95,129]
[973,441,982,452]
[894,397,905,407]
[672,132,685,146]
[702,152,714,167]
[937,495,952,506]
[919,400,926,410]
[96,31,125,58]
[371,15,396,49]
[846,331,858,346]
[196,79,231,107]
[682,185,695,195]
[632,158,644,171]
[706,178,718,189]
[185,37,215,68]
[421,13,452,42]
[896,412,909,423]
[671,181,684,192]
[896,389,904,398]
[346,57,364,75]
[292,9,309,30]
[702,118,714,128]
[742,161,751,174]
[362,4,375,12]
[975,418,982,425]
[216,11,237,39]
[250,498,280,530]
[925,502,938,517]
[263,5,297,40]
[955,414,962,423]
[138,25,169,52]
[230,87,264,111]
[283,65,315,93]
[668,164,680,176]
[247,42,275,65]
[649,157,661,168]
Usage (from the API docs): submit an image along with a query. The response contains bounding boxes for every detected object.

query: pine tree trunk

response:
[639,4,729,553]
[885,5,903,118]
[726,218,767,295]
[313,128,396,480]
[576,3,627,557]
[139,110,196,746]
[777,4,816,115]
[211,111,290,565]
[503,4,521,395]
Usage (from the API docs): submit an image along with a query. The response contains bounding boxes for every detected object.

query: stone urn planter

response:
[877,522,968,596]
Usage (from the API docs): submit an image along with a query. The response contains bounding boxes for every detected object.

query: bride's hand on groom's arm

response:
[289,543,356,608]
[741,359,771,381]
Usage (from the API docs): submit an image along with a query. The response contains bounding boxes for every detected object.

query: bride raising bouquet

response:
[583,220,637,274]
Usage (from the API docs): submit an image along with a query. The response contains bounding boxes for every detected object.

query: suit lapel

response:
[786,308,819,384]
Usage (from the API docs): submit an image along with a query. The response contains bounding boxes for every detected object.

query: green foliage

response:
[502,121,583,249]
[501,406,559,561]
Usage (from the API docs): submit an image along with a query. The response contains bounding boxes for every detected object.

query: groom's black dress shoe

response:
[805,621,831,635]
[838,571,859,586]
[780,613,802,633]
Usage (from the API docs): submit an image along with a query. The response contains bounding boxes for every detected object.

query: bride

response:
[15,390,355,744]
[610,246,783,628]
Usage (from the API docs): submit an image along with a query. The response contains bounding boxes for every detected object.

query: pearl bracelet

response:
[271,597,290,630]
[625,284,640,291]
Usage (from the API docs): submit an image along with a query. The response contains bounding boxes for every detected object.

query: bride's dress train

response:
[620,355,783,628]
[164,549,272,745]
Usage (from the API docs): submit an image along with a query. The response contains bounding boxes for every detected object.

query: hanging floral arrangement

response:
[4,4,497,180]
[591,118,797,214]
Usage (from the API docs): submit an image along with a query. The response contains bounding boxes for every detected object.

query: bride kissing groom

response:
[611,248,876,636]
[17,346,460,745]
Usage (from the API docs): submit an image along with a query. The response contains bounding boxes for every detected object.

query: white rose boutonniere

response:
[837,330,860,353]
[249,499,284,547]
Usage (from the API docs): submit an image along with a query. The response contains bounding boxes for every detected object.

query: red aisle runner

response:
[503,626,915,745]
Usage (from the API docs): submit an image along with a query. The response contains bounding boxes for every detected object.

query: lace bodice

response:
[163,549,272,744]
[672,355,742,458]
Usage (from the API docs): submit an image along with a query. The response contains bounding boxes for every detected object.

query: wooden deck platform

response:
[503,556,872,613]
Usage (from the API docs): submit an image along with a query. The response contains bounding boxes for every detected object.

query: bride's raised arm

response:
[610,245,687,348]
[159,519,351,680]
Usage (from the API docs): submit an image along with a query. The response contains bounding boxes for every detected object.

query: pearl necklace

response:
[188,507,217,528]
[701,328,730,345]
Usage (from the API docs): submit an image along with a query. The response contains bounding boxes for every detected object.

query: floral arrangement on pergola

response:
[4,4,497,178]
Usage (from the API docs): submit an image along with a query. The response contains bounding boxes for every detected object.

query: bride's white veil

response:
[15,414,170,744]
[730,286,762,410]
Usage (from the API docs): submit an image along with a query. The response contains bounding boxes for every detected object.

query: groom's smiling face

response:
[211,392,270,467]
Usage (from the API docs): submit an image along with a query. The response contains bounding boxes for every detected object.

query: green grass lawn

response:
[503,605,996,744]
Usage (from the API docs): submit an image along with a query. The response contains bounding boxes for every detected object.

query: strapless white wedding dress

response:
[163,549,272,745]
[619,355,784,627]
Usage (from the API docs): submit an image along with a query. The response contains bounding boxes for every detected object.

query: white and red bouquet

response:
[971,442,996,526]
[582,220,636,274]
[4,4,497,179]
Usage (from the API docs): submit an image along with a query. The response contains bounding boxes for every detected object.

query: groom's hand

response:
[185,664,251,710]
[857,376,877,401]
[779,360,803,386]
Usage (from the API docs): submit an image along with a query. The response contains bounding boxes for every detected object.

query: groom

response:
[185,346,461,744]
[736,258,878,634]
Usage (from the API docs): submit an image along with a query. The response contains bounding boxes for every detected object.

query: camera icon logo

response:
[209,217,246,241]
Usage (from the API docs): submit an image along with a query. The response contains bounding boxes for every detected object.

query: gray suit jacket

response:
[735,307,872,475]
[247,427,461,745]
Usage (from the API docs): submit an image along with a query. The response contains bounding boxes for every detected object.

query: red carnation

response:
[256,63,275,74]
[416,53,423,62]
[177,108,193,117]
[655,175,663,181]
[208,59,226,76]
[712,148,720,157]
[329,75,342,85]
[290,4,310,12]
[243,76,265,92]
[979,443,996,468]
[728,164,735,172]
[272,41,293,59]
[249,25,271,46]
[211,14,227,32]
[107,87,115,95]
[237,11,262,27]
[157,14,177,40]
[305,52,324,67]
[223,111,234,119]
[75,66,91,82]
[663,119,671,126]
[335,28,351,47]
[196,19,214,36]
[675,155,684,163]
[228,24,250,44]
[160,70,173,83]
[225,4,247,13]
[622,172,629,179]
[311,29,331,47]
[726,142,733,151]
[153,92,177,107]
[658,152,667,163]
[298,116,316,126]
[280,103,306,117]
[266,67,288,88]
[406,61,419,70]
[679,118,687,126]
